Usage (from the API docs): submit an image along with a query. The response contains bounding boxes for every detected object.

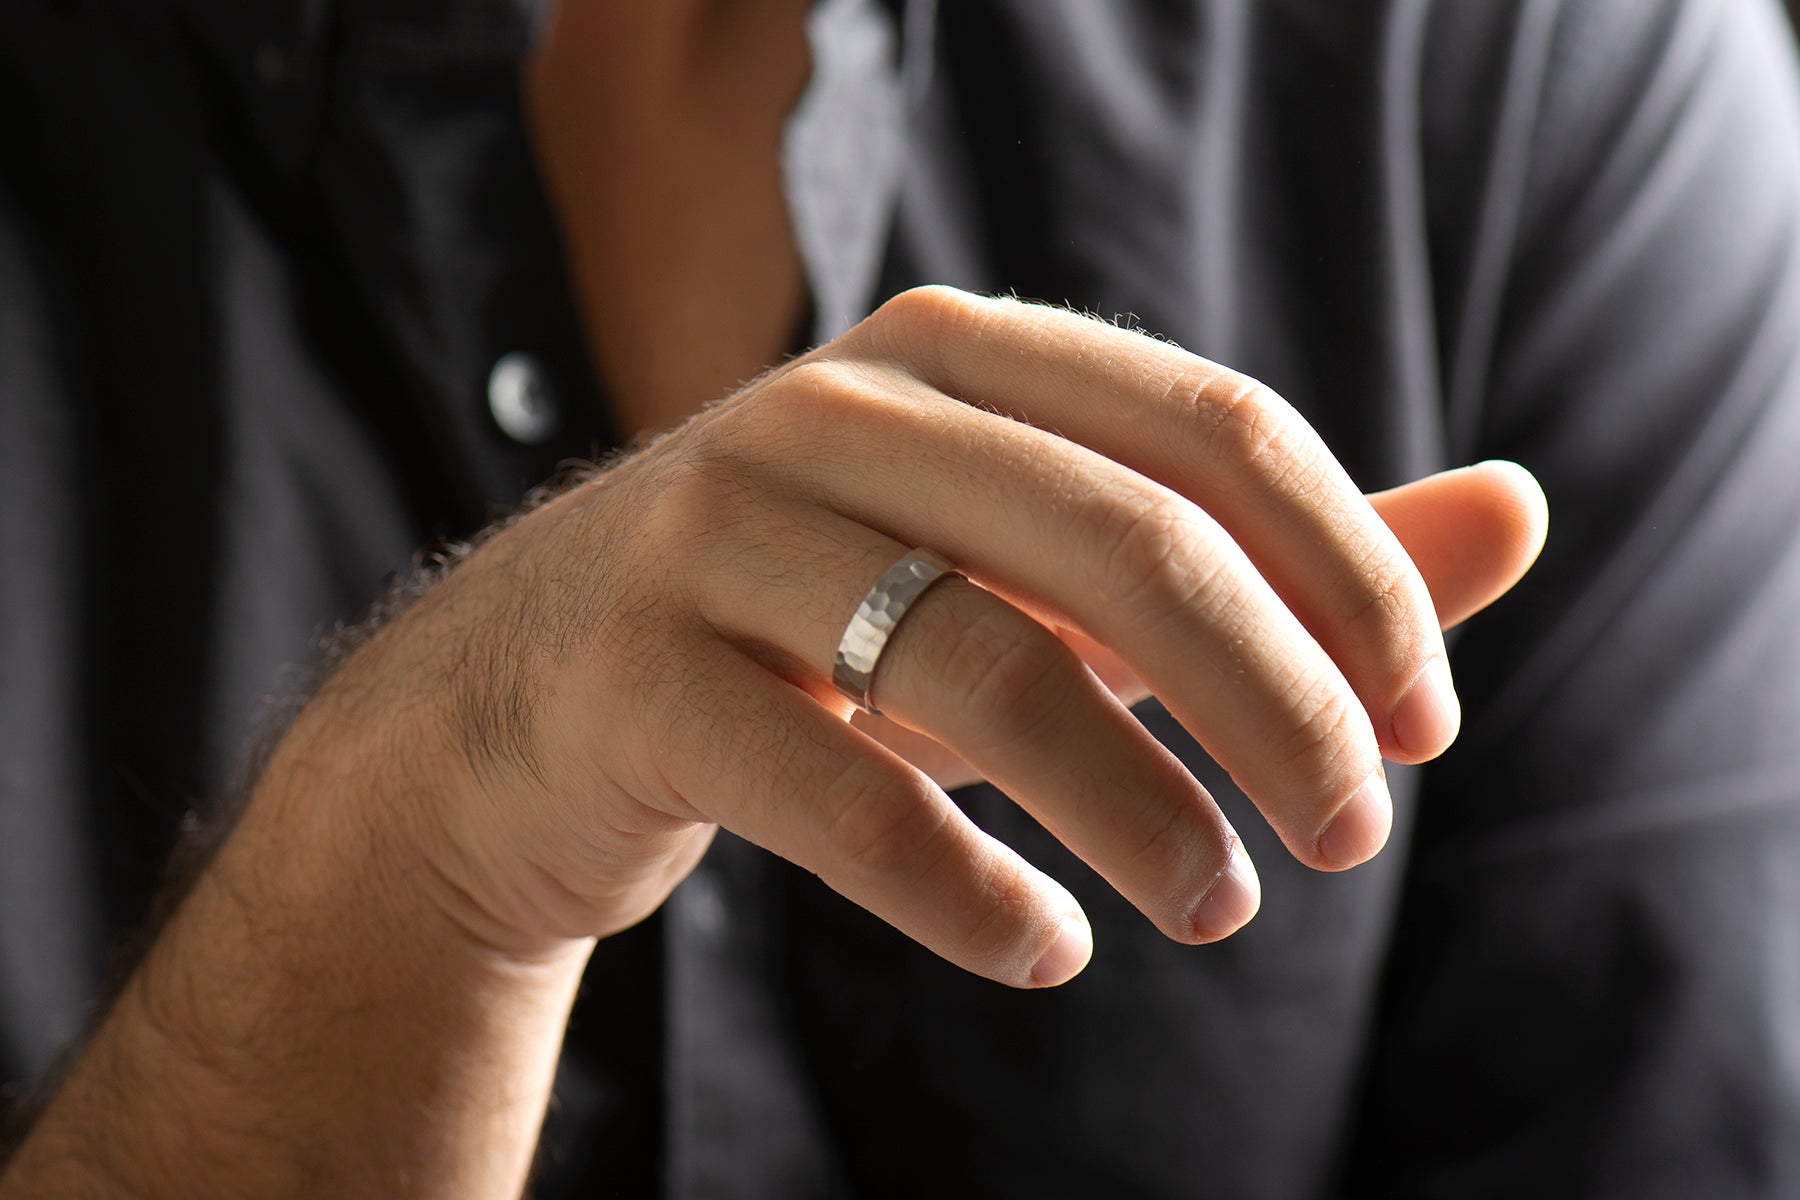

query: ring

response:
[833,548,963,716]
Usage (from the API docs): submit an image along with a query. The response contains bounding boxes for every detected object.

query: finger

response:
[1369,461,1549,629]
[693,502,1260,943]
[869,574,1261,944]
[714,372,1385,871]
[855,626,1153,794]
[848,709,985,791]
[1049,624,1152,704]
[848,287,1457,769]
[1027,463,1550,708]
[649,643,1095,987]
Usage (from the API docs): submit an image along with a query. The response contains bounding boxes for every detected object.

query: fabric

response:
[4,0,1800,1195]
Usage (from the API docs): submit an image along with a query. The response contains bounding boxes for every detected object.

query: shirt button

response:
[487,352,560,445]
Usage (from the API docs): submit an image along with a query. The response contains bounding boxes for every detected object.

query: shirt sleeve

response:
[1349,0,1800,1194]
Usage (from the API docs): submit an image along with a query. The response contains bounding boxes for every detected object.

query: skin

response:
[523,0,815,436]
[0,6,1549,1196]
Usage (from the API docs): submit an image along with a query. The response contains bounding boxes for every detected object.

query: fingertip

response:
[1473,459,1549,562]
[1470,457,1540,494]
[1374,460,1549,630]
[1188,837,1262,943]
[1387,656,1461,763]
[1314,769,1393,871]
[1028,916,1095,987]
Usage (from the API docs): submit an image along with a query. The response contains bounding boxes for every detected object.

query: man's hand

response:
[315,286,1548,984]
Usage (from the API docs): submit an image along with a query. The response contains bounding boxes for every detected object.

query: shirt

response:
[4,1,1800,1195]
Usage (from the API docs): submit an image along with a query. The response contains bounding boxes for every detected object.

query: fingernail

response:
[1391,658,1460,759]
[1189,838,1262,943]
[1030,918,1094,987]
[1316,770,1393,870]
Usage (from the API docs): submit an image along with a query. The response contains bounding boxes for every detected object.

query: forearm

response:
[0,716,592,1199]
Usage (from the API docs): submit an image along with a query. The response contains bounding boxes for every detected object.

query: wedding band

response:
[833,548,963,716]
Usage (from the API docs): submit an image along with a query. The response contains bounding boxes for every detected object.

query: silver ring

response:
[833,548,963,716]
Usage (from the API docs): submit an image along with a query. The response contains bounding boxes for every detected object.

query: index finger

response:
[850,287,1459,767]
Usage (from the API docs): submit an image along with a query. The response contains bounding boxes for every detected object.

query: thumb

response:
[1368,460,1549,630]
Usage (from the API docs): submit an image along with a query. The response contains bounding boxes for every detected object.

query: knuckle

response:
[746,356,894,444]
[1091,496,1221,616]
[1270,675,1367,788]
[907,597,1072,737]
[817,758,950,881]
[1121,799,1207,884]
[954,861,1042,968]
[1188,374,1302,477]
[875,283,979,328]
[776,355,859,401]
[864,284,983,358]
[744,357,852,425]
[937,610,1070,754]
[1346,542,1420,639]
[1188,376,1352,530]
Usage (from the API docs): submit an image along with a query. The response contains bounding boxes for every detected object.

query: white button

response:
[487,352,560,445]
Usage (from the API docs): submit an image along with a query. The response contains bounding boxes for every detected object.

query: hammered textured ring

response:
[832,548,963,716]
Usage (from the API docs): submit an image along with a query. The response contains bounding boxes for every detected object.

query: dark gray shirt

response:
[4,1,1800,1195]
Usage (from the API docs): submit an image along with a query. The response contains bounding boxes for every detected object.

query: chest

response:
[524,2,815,439]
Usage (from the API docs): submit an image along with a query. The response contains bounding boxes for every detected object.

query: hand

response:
[275,286,1547,989]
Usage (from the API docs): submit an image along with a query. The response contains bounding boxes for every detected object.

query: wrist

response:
[254,663,597,968]
[7,715,592,1199]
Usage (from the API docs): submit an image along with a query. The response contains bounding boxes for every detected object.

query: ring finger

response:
[694,501,1261,945]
